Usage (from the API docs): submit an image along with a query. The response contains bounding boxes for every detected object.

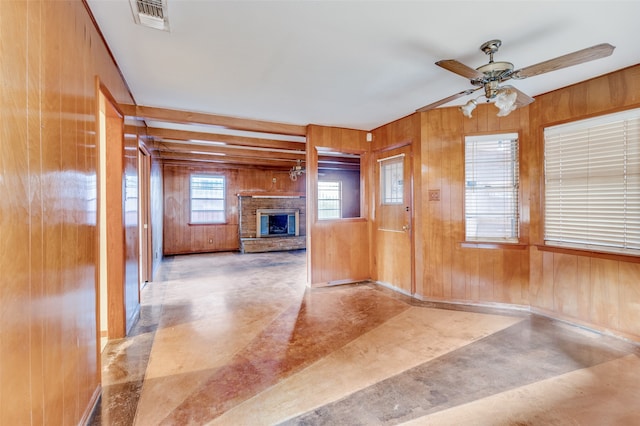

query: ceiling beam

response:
[146,127,305,152]
[120,104,307,136]
[157,151,299,168]
[156,142,305,161]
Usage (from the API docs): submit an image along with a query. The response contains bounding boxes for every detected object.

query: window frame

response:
[464,133,520,244]
[543,108,640,256]
[380,155,404,206]
[317,180,342,220]
[189,174,226,225]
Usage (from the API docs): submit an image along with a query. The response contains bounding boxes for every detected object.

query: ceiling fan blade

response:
[436,59,485,80]
[512,43,615,79]
[416,87,482,112]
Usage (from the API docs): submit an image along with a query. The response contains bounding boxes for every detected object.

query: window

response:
[190,174,225,224]
[380,156,403,204]
[465,133,519,242]
[544,109,640,254]
[318,181,341,219]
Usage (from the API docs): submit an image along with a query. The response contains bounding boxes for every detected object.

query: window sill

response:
[535,244,640,263]
[459,241,528,250]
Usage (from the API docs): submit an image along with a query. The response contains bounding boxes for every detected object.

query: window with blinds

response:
[544,109,640,255]
[465,133,519,242]
[190,174,225,224]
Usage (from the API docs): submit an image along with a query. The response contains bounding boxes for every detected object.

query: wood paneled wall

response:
[415,104,531,306]
[371,114,421,295]
[307,125,371,286]
[163,162,304,254]
[0,1,136,424]
[388,65,640,341]
[528,65,640,340]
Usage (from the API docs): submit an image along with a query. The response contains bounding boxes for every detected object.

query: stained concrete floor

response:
[92,250,640,425]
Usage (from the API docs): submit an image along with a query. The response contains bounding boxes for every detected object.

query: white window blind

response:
[465,133,519,242]
[544,109,640,254]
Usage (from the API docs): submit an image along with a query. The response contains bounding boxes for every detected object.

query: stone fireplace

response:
[238,195,306,253]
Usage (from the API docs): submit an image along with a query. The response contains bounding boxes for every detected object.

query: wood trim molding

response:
[534,244,640,263]
[147,127,306,151]
[156,141,304,161]
[459,242,529,250]
[79,385,102,426]
[120,104,307,136]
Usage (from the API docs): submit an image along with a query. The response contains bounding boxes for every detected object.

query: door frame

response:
[372,142,415,295]
[138,144,152,288]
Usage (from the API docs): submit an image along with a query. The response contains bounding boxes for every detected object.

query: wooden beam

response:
[157,151,299,168]
[147,127,305,152]
[120,104,307,136]
[156,142,304,161]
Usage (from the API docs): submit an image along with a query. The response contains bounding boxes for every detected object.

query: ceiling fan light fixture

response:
[494,87,517,117]
[460,99,478,118]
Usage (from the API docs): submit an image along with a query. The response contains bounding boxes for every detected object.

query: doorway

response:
[138,146,152,288]
[373,144,414,295]
[97,84,129,351]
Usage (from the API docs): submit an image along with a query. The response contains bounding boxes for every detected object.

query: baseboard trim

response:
[81,384,102,426]
[531,306,640,346]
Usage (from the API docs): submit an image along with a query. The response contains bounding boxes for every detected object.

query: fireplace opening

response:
[269,214,289,235]
[257,209,299,237]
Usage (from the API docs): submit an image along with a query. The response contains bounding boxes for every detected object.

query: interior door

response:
[374,145,413,295]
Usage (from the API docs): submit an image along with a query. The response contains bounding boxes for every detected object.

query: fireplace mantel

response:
[236,192,304,198]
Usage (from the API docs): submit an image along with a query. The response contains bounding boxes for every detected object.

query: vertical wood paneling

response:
[529,64,640,340]
[540,251,555,311]
[618,262,640,337]
[1,1,31,423]
[26,1,45,423]
[0,1,136,423]
[307,125,371,286]
[552,253,578,318]
[589,258,619,330]
[418,103,530,306]
[576,256,591,321]
[163,163,304,255]
[528,247,543,307]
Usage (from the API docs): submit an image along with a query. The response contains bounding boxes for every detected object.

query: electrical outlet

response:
[272,177,277,183]
[429,189,440,201]
[208,238,213,244]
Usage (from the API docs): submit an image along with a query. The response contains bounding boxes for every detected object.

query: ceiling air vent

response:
[129,0,170,31]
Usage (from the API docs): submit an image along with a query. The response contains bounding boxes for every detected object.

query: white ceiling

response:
[87,1,640,132]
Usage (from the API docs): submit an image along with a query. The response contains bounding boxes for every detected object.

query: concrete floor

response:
[92,250,640,425]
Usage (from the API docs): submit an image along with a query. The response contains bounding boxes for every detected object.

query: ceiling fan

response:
[416,39,615,117]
